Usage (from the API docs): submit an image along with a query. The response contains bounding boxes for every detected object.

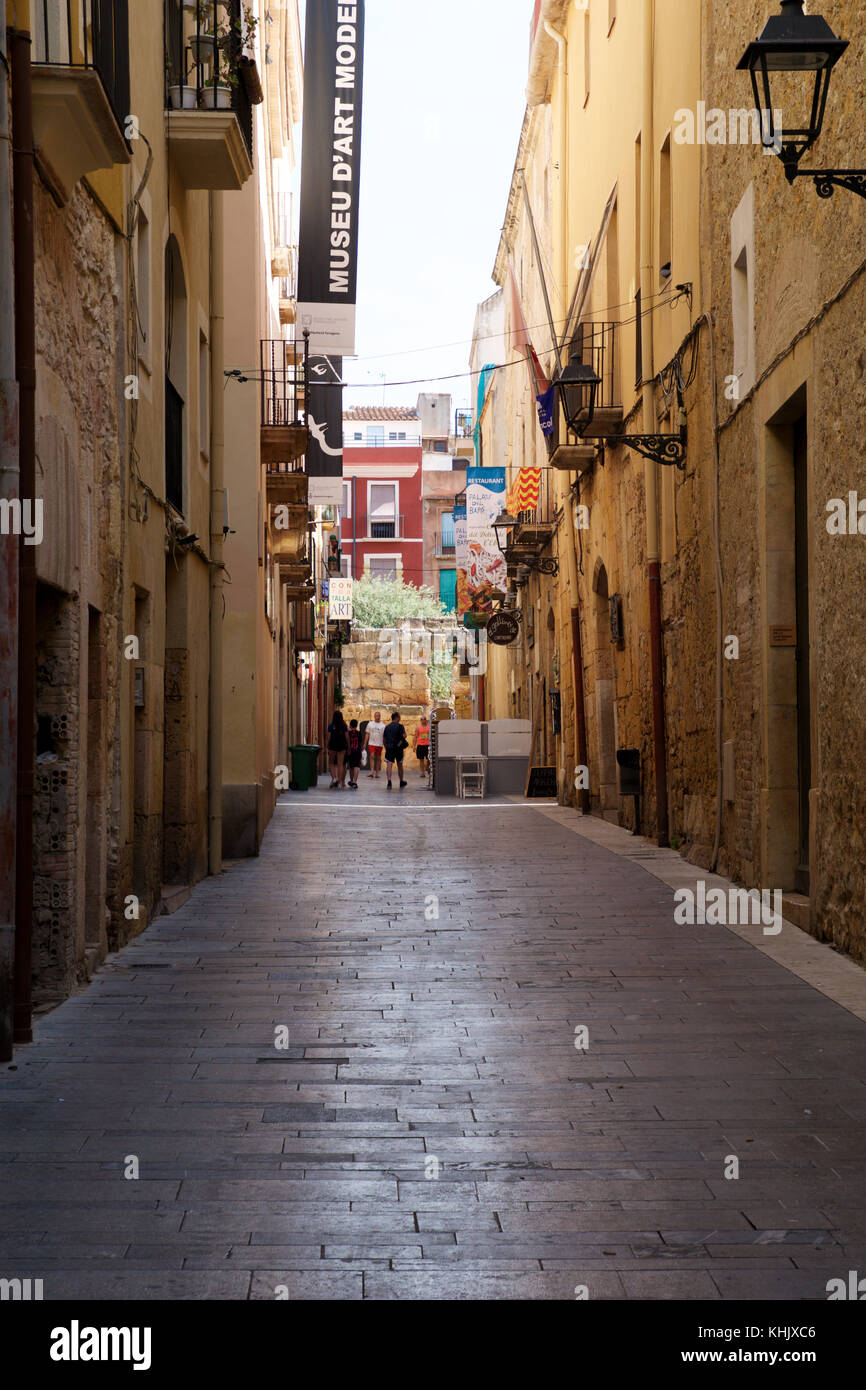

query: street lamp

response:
[737,1,866,198]
[492,510,558,577]
[553,360,601,437]
[492,509,520,557]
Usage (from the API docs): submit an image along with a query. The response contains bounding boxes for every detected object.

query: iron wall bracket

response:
[604,427,687,469]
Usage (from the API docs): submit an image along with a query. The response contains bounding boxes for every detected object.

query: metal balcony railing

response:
[261,337,307,427]
[260,337,308,474]
[368,516,404,540]
[164,0,254,162]
[343,434,422,448]
[34,0,131,134]
[454,408,474,438]
[569,320,618,413]
[515,467,554,528]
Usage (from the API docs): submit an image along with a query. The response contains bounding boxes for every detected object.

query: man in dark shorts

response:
[382,711,408,791]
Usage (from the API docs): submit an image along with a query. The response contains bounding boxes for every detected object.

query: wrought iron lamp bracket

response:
[785,165,866,199]
[604,428,687,470]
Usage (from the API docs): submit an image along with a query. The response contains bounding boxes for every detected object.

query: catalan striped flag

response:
[507,467,542,515]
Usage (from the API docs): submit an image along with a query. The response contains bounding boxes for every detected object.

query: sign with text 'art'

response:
[328,577,353,622]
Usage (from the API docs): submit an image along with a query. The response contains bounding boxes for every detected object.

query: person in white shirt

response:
[364,710,386,779]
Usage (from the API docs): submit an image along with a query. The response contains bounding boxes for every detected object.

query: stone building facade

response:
[479,0,866,963]
[2,0,309,1045]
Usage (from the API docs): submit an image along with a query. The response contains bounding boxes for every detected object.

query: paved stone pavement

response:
[2,772,866,1300]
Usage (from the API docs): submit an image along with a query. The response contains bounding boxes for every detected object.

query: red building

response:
[340,407,425,586]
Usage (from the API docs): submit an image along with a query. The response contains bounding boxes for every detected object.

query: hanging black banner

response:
[297,0,365,357]
[306,355,344,504]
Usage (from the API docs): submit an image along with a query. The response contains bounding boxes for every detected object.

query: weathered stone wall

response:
[704,0,866,960]
[340,618,470,748]
[32,179,125,1003]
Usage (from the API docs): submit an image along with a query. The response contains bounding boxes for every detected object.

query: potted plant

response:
[188,2,217,67]
[166,52,197,109]
[201,67,235,108]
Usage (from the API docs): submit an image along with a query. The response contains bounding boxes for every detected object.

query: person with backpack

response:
[383,711,408,791]
[327,710,348,789]
[346,719,363,789]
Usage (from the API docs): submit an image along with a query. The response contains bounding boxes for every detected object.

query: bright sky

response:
[301,0,531,413]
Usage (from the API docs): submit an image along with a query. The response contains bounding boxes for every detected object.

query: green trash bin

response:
[288,744,321,792]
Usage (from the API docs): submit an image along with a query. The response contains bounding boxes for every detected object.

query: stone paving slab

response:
[1,780,866,1298]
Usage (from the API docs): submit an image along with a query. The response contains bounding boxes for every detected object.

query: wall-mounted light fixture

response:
[737,1,866,199]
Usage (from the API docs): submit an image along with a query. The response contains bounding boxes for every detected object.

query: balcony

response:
[549,321,624,469]
[280,559,314,602]
[272,509,309,565]
[265,469,308,507]
[261,338,308,467]
[343,435,422,448]
[32,0,131,205]
[293,601,316,647]
[164,0,257,191]
[511,471,555,552]
[366,516,404,540]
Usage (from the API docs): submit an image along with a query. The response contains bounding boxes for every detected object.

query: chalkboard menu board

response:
[526,766,557,799]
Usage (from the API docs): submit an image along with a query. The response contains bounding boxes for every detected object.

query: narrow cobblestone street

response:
[2,781,866,1301]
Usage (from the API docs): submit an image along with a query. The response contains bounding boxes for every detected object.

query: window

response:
[341,480,352,519]
[659,135,672,284]
[353,431,362,440]
[398,431,406,440]
[199,331,209,460]
[369,482,397,538]
[433,440,447,453]
[731,185,756,397]
[340,554,352,579]
[135,206,151,371]
[440,511,455,550]
[369,557,397,582]
[367,425,385,446]
[165,379,184,514]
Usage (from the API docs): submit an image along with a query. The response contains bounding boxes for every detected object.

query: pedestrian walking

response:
[414,715,431,777]
[346,719,363,789]
[327,710,348,788]
[383,711,408,790]
[365,709,386,779]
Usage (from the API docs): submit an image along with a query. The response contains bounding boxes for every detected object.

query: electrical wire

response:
[223,287,692,383]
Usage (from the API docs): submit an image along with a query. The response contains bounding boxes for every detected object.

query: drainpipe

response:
[641,0,670,845]
[11,26,35,1042]
[0,22,19,1060]
[207,192,224,875]
[544,18,588,808]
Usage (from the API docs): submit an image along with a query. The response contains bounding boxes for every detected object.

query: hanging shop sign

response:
[464,467,508,623]
[328,577,353,622]
[487,611,521,646]
[455,501,469,618]
[297,0,365,356]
